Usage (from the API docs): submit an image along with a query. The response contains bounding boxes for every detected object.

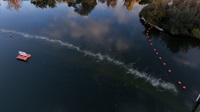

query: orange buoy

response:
[147,36,150,38]
[163,63,166,66]
[150,43,153,46]
[182,86,186,89]
[168,69,171,73]
[148,39,151,42]
[156,52,158,55]
[153,49,156,51]
[159,57,162,60]
[178,81,182,85]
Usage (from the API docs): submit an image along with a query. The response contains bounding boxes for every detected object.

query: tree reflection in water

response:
[3,0,200,54]
[66,0,97,16]
[6,0,22,10]
[4,0,141,15]
[124,0,141,11]
[31,0,56,8]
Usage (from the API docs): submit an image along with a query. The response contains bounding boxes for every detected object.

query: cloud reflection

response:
[115,39,129,51]
[112,0,144,23]
[2,0,144,53]
[173,57,198,69]
[173,49,200,69]
[44,16,110,40]
[43,17,130,52]
[37,6,133,53]
[67,20,109,40]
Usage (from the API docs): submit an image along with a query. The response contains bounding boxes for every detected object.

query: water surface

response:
[0,0,200,112]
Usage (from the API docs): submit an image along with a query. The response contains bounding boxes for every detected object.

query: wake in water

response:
[0,29,178,93]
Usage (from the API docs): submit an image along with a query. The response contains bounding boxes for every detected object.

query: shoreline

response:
[141,16,164,32]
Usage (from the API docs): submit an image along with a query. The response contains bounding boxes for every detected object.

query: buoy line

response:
[144,21,187,90]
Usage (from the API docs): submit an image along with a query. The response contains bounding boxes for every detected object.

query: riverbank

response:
[141,16,163,31]
[139,0,200,39]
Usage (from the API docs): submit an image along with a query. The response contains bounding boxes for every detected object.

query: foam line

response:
[0,29,178,93]
[126,68,177,92]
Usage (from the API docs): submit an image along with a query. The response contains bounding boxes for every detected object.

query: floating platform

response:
[17,55,28,61]
[16,51,31,61]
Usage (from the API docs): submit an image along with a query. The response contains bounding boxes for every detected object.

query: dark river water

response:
[0,0,200,112]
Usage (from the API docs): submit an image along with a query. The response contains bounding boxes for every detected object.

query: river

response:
[0,0,200,112]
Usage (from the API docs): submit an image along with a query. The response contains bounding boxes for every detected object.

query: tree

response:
[140,0,200,39]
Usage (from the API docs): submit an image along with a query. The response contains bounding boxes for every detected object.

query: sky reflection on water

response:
[0,0,200,112]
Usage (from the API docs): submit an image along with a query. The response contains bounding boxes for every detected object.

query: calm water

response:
[0,0,200,112]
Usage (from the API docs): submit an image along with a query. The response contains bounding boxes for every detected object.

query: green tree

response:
[140,0,200,39]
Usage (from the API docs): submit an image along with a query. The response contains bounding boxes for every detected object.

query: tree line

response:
[140,0,200,39]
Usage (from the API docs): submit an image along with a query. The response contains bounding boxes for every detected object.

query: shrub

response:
[192,28,200,39]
